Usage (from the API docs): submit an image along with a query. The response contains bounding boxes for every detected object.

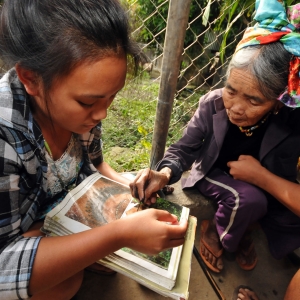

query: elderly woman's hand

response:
[129,167,172,205]
[227,155,264,185]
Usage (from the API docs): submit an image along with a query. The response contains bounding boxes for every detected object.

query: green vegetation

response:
[102,78,203,172]
[150,197,182,220]
[209,0,298,62]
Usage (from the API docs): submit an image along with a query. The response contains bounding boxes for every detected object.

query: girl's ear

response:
[15,64,42,96]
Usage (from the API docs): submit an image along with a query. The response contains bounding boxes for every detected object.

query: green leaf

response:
[202,0,212,27]
[137,125,148,136]
[217,0,255,63]
[141,140,152,149]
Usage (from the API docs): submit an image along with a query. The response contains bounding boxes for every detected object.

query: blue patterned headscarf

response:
[236,0,300,108]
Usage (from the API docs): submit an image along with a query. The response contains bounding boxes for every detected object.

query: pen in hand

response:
[135,146,158,210]
[136,169,151,211]
[133,170,166,211]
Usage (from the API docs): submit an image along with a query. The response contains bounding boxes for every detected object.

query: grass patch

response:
[102,78,205,172]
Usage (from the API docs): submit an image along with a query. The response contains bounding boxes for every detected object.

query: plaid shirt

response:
[0,69,103,299]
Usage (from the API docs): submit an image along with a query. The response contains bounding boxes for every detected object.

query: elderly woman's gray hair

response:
[226,42,292,101]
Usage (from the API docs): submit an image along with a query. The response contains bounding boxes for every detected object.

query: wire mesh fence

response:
[103,0,256,171]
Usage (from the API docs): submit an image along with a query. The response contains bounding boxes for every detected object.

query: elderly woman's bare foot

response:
[236,231,257,270]
[199,219,223,273]
[233,286,259,300]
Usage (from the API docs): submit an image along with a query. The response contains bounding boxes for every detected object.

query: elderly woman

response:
[130,0,300,273]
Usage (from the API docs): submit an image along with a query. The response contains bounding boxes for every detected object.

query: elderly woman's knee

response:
[238,186,268,213]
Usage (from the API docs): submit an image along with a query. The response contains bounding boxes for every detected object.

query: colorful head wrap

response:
[235,0,300,108]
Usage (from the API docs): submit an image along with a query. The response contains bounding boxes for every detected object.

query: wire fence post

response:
[150,0,192,167]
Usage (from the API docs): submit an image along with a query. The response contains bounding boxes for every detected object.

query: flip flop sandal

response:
[236,239,258,271]
[232,285,255,300]
[199,220,223,273]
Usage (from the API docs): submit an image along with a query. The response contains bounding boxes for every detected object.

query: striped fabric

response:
[0,68,103,299]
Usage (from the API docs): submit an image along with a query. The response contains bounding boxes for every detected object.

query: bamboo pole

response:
[151,0,192,167]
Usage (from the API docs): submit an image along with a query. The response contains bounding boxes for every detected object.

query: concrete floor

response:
[73,175,299,300]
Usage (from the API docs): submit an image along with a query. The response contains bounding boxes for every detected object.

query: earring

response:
[273,102,284,115]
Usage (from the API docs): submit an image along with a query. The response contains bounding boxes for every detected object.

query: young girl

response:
[0,0,188,299]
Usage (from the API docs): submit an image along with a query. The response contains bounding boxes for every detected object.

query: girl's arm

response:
[227,155,300,217]
[0,139,187,298]
[96,161,131,186]
[29,209,188,295]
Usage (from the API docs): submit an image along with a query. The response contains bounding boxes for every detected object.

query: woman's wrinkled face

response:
[223,68,277,127]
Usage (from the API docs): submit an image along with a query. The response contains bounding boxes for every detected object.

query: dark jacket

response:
[157,88,300,188]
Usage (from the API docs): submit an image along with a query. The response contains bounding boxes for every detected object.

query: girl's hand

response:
[129,168,171,205]
[227,155,263,185]
[117,209,188,255]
